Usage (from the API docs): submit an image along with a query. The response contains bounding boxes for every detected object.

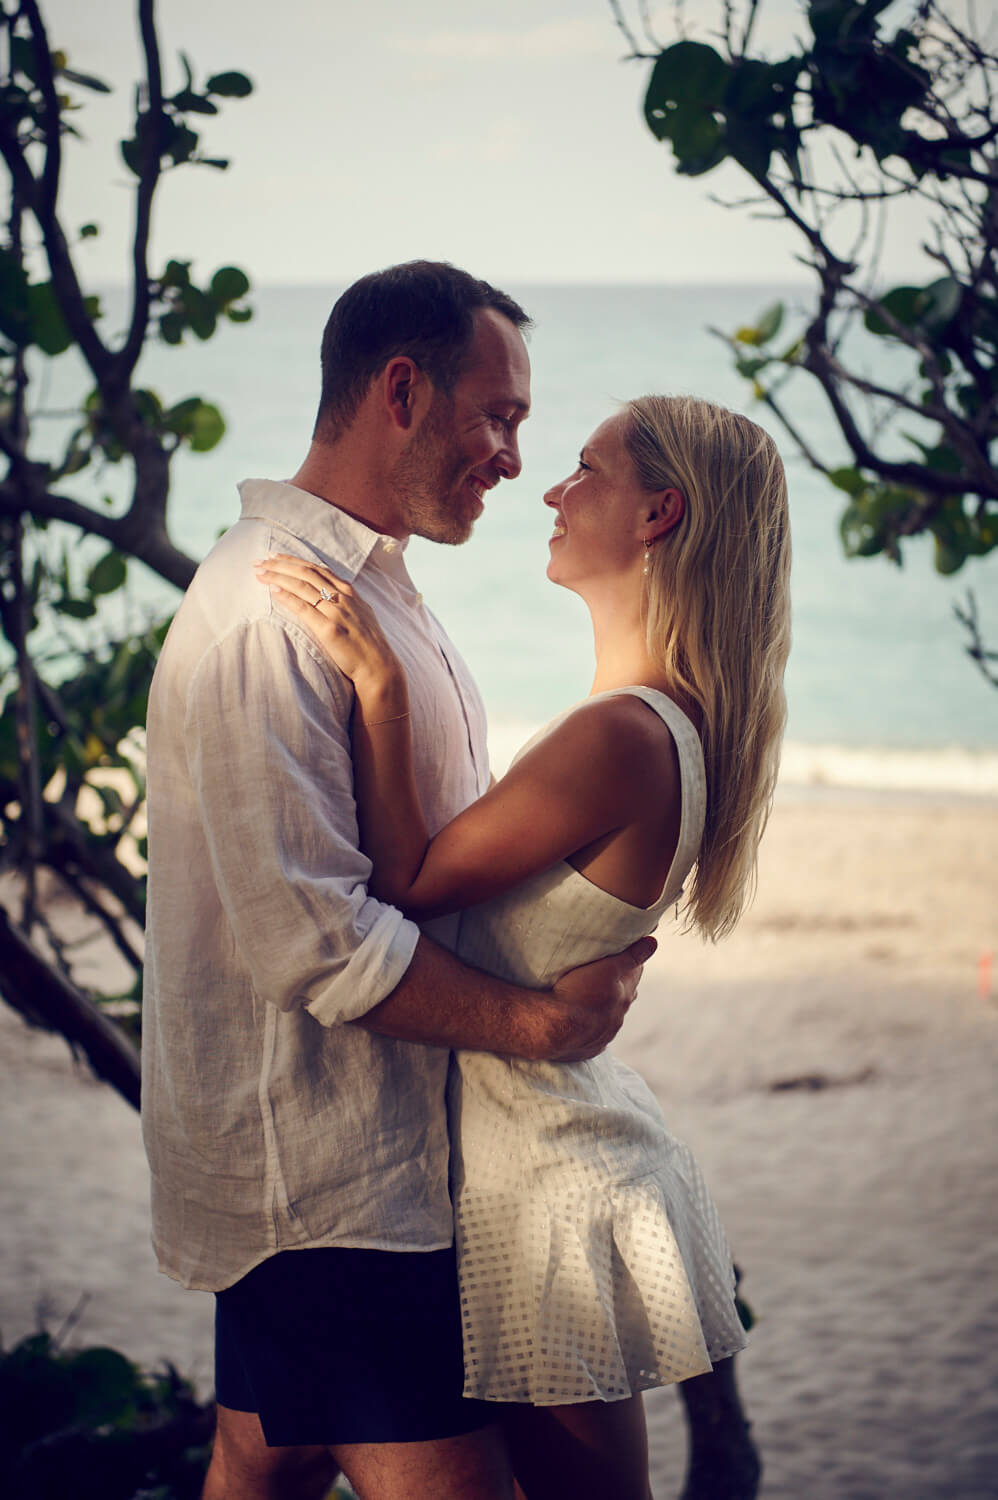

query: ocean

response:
[37,282,998,794]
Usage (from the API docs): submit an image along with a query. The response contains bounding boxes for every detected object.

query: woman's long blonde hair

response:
[625,395,792,941]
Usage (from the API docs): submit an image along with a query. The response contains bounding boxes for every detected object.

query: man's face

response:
[390,308,531,545]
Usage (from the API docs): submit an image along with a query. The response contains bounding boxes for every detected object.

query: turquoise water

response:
[36,283,998,781]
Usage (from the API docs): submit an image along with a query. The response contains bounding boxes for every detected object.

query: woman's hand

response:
[254,554,407,721]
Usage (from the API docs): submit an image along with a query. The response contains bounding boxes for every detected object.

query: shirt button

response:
[381,537,398,554]
[414,592,423,606]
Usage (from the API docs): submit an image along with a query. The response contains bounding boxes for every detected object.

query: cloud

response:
[393,18,613,61]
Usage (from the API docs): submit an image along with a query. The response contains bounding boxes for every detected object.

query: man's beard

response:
[389,397,478,546]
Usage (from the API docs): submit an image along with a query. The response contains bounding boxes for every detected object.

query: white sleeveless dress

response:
[450,687,747,1404]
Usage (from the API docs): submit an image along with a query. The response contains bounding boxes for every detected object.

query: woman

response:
[254,394,791,1499]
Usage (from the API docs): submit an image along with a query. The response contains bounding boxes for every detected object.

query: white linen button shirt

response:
[141,479,489,1291]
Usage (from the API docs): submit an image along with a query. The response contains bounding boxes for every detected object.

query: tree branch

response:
[953,590,998,688]
[118,0,165,382]
[0,480,196,587]
[12,3,113,382]
[0,903,141,1111]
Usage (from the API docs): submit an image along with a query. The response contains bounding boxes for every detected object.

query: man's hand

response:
[355,934,656,1062]
[531,937,657,1062]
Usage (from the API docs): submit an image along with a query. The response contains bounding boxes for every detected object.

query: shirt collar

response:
[237,478,408,583]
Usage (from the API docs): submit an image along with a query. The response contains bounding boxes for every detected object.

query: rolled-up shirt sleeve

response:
[185,614,419,1026]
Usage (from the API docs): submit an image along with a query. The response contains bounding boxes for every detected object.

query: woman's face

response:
[544,411,655,592]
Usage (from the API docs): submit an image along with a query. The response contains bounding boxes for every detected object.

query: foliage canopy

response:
[0,0,253,1066]
[612,0,998,684]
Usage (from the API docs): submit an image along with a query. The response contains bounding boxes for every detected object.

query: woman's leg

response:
[501,1394,653,1500]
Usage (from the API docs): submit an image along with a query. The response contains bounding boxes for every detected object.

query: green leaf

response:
[902,436,961,473]
[918,350,953,380]
[937,145,973,175]
[170,89,218,115]
[808,0,895,46]
[120,136,143,176]
[729,122,775,179]
[755,302,784,343]
[163,396,202,434]
[839,484,918,560]
[930,498,974,573]
[161,259,192,288]
[59,598,98,620]
[87,549,128,597]
[133,388,164,423]
[0,84,37,129]
[735,355,770,379]
[933,536,965,574]
[27,282,72,355]
[866,278,960,338]
[970,511,998,556]
[726,57,780,113]
[922,276,961,328]
[64,1347,141,1427]
[167,122,199,165]
[59,435,92,477]
[188,401,225,452]
[10,35,41,84]
[840,501,884,558]
[644,44,732,175]
[210,266,250,305]
[828,466,868,497]
[159,310,185,345]
[163,397,226,450]
[205,70,253,98]
[95,783,125,820]
[60,66,112,94]
[735,1291,755,1333]
[181,285,217,339]
[0,247,32,344]
[864,285,922,337]
[668,110,726,175]
[734,303,784,347]
[646,42,729,110]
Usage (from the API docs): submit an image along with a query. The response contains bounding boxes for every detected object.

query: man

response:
[142,261,654,1500]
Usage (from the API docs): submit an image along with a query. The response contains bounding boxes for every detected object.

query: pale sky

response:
[37,0,934,287]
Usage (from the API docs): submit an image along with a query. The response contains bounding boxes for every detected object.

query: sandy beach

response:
[2,789,997,1498]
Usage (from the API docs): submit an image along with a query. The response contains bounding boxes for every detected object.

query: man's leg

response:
[332,1425,515,1500]
[210,1246,510,1498]
[203,1406,515,1500]
[202,1405,337,1500]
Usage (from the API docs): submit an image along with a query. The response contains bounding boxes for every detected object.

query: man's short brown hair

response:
[314,260,530,440]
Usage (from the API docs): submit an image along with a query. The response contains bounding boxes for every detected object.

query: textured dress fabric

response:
[451,687,747,1404]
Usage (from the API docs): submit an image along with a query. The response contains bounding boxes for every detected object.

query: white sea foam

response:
[488,722,998,798]
[778,740,998,797]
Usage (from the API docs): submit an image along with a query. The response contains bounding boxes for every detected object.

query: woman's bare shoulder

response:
[521,691,681,802]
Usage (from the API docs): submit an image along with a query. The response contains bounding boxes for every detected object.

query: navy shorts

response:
[214,1245,494,1446]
